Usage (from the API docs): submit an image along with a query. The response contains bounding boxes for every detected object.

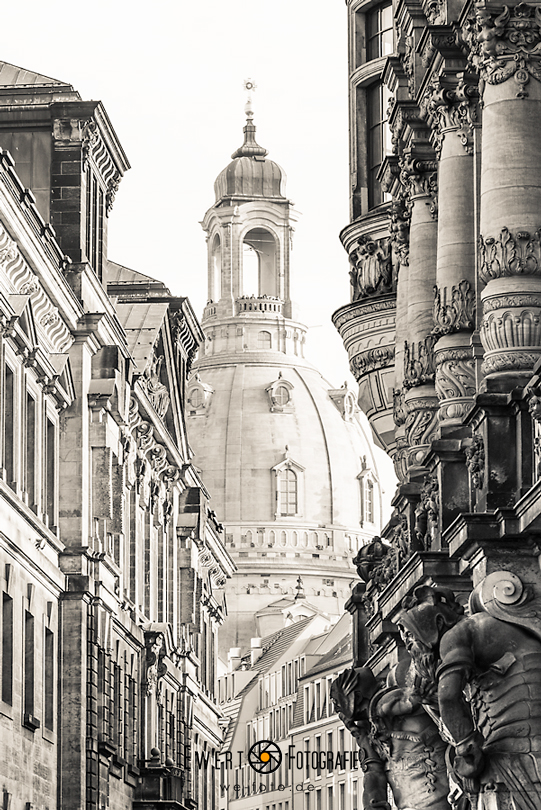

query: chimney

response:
[250,637,263,666]
[228,647,242,672]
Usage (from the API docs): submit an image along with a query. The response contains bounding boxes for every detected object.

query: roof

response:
[236,615,315,697]
[115,302,169,372]
[0,61,69,87]
[220,696,243,751]
[304,634,352,679]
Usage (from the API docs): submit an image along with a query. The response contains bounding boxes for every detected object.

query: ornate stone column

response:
[467,2,541,385]
[423,74,478,428]
[400,150,440,473]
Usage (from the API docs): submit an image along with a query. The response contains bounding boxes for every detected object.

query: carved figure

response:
[397,583,541,810]
[143,631,167,697]
[331,663,452,810]
[143,353,170,419]
[349,236,393,301]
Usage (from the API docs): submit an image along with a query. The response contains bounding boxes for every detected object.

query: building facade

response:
[0,63,234,810]
[333,2,541,809]
[186,101,386,655]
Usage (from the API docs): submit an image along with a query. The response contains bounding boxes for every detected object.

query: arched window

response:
[279,469,298,516]
[242,228,278,297]
[211,233,221,300]
[188,388,203,408]
[258,331,272,350]
[274,384,290,406]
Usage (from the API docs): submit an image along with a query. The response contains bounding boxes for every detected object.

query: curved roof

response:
[187,360,380,533]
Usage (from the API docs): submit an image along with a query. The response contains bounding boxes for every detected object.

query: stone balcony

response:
[235,295,283,315]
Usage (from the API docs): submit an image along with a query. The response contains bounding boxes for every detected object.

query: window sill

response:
[22,713,41,732]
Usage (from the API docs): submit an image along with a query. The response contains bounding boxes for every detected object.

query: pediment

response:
[8,293,38,354]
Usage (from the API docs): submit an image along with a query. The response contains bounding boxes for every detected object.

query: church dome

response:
[214,117,286,202]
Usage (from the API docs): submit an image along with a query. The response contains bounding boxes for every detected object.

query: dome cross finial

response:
[231,78,268,159]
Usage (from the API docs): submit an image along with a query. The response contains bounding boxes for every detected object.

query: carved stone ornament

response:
[349,235,394,301]
[414,474,440,551]
[464,432,485,489]
[143,631,167,697]
[435,348,476,422]
[397,581,541,808]
[528,387,541,422]
[140,353,170,419]
[405,398,440,467]
[421,74,479,156]
[433,280,476,336]
[479,226,541,282]
[389,197,411,269]
[105,172,121,216]
[393,387,407,427]
[399,153,438,201]
[351,346,395,381]
[393,435,410,483]
[404,335,437,389]
[465,2,541,97]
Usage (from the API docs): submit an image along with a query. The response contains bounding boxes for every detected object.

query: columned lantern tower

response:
[187,89,385,653]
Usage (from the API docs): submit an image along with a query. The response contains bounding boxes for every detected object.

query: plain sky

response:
[0,0,396,501]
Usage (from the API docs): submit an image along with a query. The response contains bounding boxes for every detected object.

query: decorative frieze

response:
[404,334,437,388]
[465,2,541,98]
[479,227,541,282]
[351,346,395,380]
[433,280,476,335]
[348,235,394,301]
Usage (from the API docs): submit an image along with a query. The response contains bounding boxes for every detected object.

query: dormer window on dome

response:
[267,374,294,413]
[186,373,214,416]
[272,447,305,518]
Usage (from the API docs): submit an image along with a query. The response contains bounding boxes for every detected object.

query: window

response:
[258,331,272,350]
[327,787,333,810]
[44,628,54,730]
[327,731,333,774]
[367,82,392,208]
[86,168,104,281]
[24,610,37,724]
[315,735,321,777]
[279,469,297,516]
[365,479,374,523]
[305,793,311,810]
[316,790,322,810]
[367,3,393,60]
[339,784,345,810]
[25,393,36,509]
[188,388,203,408]
[274,384,289,406]
[45,418,56,528]
[352,780,358,810]
[2,593,13,705]
[3,365,14,485]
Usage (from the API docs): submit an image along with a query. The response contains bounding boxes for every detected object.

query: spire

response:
[231,78,268,159]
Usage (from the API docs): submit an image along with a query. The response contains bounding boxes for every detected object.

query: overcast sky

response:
[1,1,396,499]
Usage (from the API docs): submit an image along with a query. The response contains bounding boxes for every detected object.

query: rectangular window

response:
[305,738,310,780]
[305,794,310,810]
[367,3,393,60]
[315,735,321,777]
[26,393,36,509]
[367,82,392,209]
[24,610,35,717]
[315,681,321,720]
[352,780,358,810]
[327,732,333,774]
[44,627,54,730]
[339,783,345,810]
[45,418,56,528]
[327,787,333,810]
[3,365,14,485]
[316,790,322,810]
[2,593,13,705]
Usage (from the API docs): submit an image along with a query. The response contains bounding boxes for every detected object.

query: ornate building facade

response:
[333,2,541,809]
[0,63,234,810]
[186,102,387,655]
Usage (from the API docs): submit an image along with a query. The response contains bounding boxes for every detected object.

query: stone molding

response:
[464,2,541,98]
[351,346,396,381]
[479,227,541,283]
[433,280,476,336]
[404,334,437,388]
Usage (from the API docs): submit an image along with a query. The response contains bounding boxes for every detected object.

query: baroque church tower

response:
[187,96,385,654]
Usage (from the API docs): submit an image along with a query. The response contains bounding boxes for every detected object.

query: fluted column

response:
[390,197,411,481]
[400,150,439,473]
[424,75,478,427]
[466,2,541,384]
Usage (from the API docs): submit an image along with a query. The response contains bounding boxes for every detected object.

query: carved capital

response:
[421,74,479,155]
[404,335,437,388]
[399,153,438,199]
[433,280,476,335]
[479,227,541,282]
[464,3,541,97]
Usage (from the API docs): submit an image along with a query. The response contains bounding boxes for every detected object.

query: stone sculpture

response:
[396,581,541,810]
[331,662,452,810]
